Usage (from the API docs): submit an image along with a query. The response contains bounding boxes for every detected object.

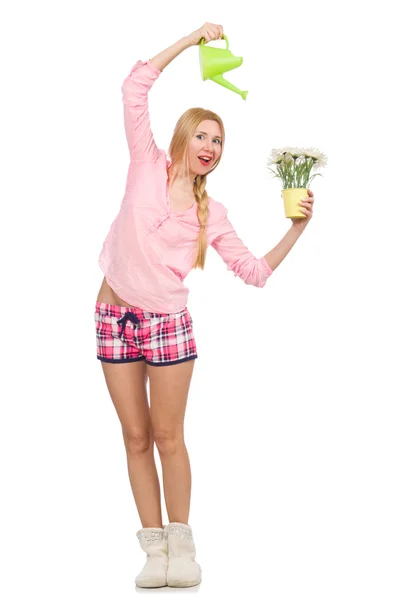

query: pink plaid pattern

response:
[95,301,197,366]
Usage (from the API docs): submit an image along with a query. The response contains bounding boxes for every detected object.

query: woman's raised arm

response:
[121,24,223,162]
[121,60,162,162]
[150,23,224,71]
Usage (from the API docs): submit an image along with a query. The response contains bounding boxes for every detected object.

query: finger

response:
[202,26,213,40]
[208,25,220,39]
[300,207,312,216]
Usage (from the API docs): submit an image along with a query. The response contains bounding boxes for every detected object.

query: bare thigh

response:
[100,361,152,444]
[147,360,196,447]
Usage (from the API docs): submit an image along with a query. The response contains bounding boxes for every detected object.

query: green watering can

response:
[199,35,248,100]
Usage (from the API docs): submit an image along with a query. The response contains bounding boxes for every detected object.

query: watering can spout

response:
[199,35,248,100]
[210,73,248,100]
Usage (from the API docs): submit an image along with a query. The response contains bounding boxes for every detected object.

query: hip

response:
[96,276,140,309]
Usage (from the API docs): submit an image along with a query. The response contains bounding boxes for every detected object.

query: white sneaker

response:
[165,522,202,587]
[135,527,168,588]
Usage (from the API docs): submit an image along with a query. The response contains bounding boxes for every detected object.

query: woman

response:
[95,22,314,589]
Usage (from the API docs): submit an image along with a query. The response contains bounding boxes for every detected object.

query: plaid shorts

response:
[95,301,198,366]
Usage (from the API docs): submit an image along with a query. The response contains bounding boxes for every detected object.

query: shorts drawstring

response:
[116,312,140,337]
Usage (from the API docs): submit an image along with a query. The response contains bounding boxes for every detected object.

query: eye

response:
[196,134,204,140]
[214,139,221,144]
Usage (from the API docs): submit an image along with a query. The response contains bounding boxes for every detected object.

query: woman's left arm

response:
[209,191,314,283]
[263,226,303,271]
[264,190,314,271]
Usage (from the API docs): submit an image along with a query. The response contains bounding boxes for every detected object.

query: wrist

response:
[290,223,305,237]
[180,35,196,50]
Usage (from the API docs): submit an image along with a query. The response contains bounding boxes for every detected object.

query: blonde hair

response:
[167,108,225,270]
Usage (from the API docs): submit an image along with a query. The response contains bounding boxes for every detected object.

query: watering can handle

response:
[200,35,229,51]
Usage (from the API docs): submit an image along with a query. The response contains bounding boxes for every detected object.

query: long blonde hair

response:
[167,108,225,270]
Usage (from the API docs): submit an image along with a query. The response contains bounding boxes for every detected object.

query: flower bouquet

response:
[267,147,327,218]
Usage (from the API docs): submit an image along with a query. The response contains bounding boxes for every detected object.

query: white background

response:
[1,1,396,598]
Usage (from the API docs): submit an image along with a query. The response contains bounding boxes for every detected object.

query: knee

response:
[122,427,152,455]
[153,428,184,456]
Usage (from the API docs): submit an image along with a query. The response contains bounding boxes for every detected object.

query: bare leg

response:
[100,360,163,528]
[147,359,196,524]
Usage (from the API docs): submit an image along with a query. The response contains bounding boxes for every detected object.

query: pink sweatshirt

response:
[98,59,273,313]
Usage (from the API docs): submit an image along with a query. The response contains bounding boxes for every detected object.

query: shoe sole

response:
[167,579,201,588]
[135,580,167,588]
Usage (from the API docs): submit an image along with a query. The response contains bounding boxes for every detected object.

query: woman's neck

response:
[167,165,196,191]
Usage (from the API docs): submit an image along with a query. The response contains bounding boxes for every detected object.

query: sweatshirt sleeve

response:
[121,60,162,161]
[210,206,273,288]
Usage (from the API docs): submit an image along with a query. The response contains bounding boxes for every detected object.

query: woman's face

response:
[188,119,223,176]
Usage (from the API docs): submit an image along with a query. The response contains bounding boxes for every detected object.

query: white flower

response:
[301,147,328,169]
[267,146,304,165]
[266,144,327,188]
[267,148,283,165]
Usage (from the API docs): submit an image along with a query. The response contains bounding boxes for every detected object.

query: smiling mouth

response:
[198,156,212,166]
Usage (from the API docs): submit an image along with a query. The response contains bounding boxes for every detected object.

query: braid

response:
[192,174,209,269]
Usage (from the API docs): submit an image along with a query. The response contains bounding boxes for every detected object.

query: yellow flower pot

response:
[282,188,308,218]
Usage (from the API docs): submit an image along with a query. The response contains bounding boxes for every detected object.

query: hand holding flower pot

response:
[267,147,327,220]
[291,189,314,233]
